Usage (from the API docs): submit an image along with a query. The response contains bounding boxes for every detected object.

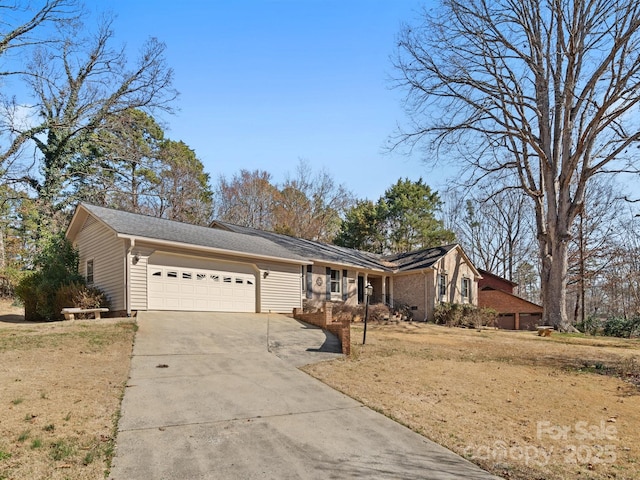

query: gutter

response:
[117,234,312,266]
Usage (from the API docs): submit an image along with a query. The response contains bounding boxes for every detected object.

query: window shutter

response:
[306,265,313,299]
[326,267,331,300]
[342,270,348,301]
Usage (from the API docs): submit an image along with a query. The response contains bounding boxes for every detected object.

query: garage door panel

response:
[147,256,256,312]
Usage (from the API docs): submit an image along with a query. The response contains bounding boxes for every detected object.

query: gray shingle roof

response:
[211,221,390,271]
[76,204,461,272]
[383,244,458,272]
[79,204,309,263]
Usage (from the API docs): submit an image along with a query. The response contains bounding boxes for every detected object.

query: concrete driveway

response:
[109,311,500,479]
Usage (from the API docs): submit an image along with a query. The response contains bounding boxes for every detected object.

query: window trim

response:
[86,259,94,285]
[330,269,341,297]
[438,272,448,299]
[461,277,471,303]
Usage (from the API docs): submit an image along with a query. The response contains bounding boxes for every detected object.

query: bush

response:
[602,316,640,338]
[434,302,465,327]
[14,272,43,321]
[54,282,110,319]
[15,235,85,321]
[434,303,497,328]
[331,302,364,322]
[576,316,604,336]
[367,303,391,322]
[392,301,414,321]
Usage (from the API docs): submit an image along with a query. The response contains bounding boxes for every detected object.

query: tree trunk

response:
[541,239,577,331]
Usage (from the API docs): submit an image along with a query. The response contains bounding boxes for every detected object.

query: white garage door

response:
[147,264,257,312]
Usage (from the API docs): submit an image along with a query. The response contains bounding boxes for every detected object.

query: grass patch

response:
[0,319,135,479]
[304,322,640,480]
[0,451,11,461]
[50,439,74,461]
[11,397,23,405]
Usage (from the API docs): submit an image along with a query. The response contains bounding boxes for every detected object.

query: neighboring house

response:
[66,203,482,321]
[477,269,543,330]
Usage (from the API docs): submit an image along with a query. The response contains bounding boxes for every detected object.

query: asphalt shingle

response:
[80,204,309,263]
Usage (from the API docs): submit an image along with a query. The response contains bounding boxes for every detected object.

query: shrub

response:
[392,301,414,321]
[576,316,603,336]
[434,302,464,326]
[331,302,364,322]
[15,235,84,321]
[54,282,110,319]
[602,316,640,338]
[434,303,496,328]
[367,303,391,322]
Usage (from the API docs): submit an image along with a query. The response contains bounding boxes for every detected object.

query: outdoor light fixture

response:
[263,269,270,278]
[132,254,140,265]
[363,282,373,345]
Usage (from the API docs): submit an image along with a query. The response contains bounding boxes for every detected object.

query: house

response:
[477,269,543,330]
[66,203,481,320]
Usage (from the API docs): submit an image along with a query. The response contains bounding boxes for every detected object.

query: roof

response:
[478,269,518,288]
[67,204,479,274]
[210,221,389,271]
[211,221,476,274]
[67,204,309,264]
[384,244,458,272]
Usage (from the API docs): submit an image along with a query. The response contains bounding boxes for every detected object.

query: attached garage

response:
[66,204,309,315]
[146,252,258,312]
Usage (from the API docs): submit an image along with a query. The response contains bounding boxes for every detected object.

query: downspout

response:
[125,238,135,317]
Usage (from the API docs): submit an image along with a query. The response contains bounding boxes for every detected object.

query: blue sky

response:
[98,0,446,201]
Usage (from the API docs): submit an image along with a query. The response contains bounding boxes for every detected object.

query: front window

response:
[86,259,94,285]
[330,269,341,294]
[438,273,447,298]
[461,277,471,302]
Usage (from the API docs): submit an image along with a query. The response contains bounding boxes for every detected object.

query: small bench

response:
[536,326,553,337]
[61,307,109,321]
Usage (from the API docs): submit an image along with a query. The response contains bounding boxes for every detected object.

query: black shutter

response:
[342,269,348,301]
[306,265,313,299]
[326,267,331,300]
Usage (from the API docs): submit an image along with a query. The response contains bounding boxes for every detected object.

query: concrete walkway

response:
[109,312,500,479]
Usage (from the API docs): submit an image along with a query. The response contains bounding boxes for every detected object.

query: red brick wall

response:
[292,303,351,355]
[478,271,516,294]
[478,289,542,314]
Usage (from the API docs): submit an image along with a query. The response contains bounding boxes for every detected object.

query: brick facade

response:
[478,271,543,330]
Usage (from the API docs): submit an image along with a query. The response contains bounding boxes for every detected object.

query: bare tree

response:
[0,14,176,236]
[273,160,355,242]
[567,177,623,323]
[213,169,278,230]
[0,0,77,62]
[393,0,640,330]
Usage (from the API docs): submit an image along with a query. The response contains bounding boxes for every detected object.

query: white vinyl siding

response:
[75,217,126,310]
[258,262,303,313]
[130,246,155,311]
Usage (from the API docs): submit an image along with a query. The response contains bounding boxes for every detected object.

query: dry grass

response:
[0,300,135,480]
[303,322,640,480]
